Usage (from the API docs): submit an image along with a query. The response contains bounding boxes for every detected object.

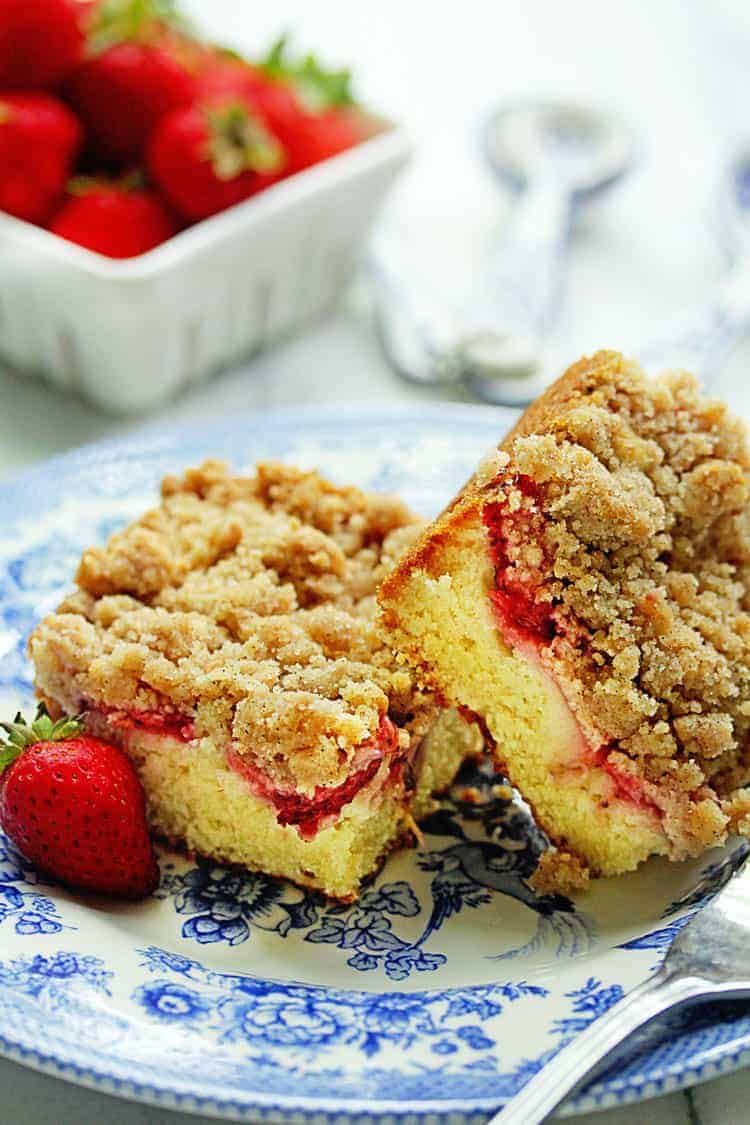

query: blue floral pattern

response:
[0,950,131,1054]
[0,837,67,937]
[1,407,750,1120]
[553,978,624,1040]
[134,944,551,1063]
[127,947,636,1105]
[0,940,632,1114]
[155,862,318,947]
[306,883,443,980]
[0,951,112,998]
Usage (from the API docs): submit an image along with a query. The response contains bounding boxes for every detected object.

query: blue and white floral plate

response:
[1,404,749,1122]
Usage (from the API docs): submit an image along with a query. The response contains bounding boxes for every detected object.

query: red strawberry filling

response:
[591,747,662,817]
[483,476,556,647]
[96,705,196,743]
[227,716,404,840]
[91,706,406,837]
[483,478,663,825]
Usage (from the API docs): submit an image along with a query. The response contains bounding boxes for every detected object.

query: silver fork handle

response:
[487,969,707,1125]
[369,180,571,391]
[369,250,465,386]
[465,177,572,342]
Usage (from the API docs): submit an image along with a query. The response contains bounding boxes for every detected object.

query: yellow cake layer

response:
[86,708,478,901]
[381,513,669,877]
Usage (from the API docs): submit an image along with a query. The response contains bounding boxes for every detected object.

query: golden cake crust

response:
[31,460,439,795]
[380,351,750,873]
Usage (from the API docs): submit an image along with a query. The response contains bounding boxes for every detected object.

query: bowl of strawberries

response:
[0,0,410,413]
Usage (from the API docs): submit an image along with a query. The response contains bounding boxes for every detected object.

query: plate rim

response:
[0,402,748,1121]
[0,399,516,493]
[2,989,750,1122]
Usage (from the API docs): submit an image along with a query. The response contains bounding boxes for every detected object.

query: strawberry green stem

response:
[86,0,187,54]
[0,703,83,774]
[204,103,285,180]
[259,34,355,112]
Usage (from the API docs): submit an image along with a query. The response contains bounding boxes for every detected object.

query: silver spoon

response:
[462,100,635,404]
[371,100,635,403]
[639,143,750,385]
[488,849,750,1123]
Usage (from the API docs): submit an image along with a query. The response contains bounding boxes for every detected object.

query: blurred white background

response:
[3,0,750,478]
[175,0,750,377]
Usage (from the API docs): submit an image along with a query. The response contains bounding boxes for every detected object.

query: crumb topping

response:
[483,352,750,848]
[30,460,435,794]
[529,848,589,896]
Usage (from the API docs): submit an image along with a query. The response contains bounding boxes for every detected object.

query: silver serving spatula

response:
[487,851,750,1123]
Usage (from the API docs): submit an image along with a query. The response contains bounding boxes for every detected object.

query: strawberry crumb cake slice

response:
[29,460,480,901]
[379,351,750,892]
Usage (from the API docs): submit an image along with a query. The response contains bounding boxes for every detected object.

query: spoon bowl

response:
[483,99,636,200]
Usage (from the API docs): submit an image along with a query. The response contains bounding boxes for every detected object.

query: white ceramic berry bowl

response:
[0,121,410,415]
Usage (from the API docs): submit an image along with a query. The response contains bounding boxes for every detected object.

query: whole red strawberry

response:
[0,93,83,224]
[199,39,363,177]
[258,36,363,173]
[0,0,85,88]
[66,42,197,164]
[198,62,303,162]
[148,97,286,221]
[277,105,364,175]
[0,705,159,899]
[197,54,266,103]
[50,176,179,257]
[65,1,199,164]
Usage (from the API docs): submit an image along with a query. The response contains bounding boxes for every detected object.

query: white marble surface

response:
[3,1,750,1121]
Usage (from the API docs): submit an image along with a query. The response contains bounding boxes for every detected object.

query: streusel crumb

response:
[30,461,436,794]
[379,350,750,881]
[529,849,590,896]
[495,355,750,830]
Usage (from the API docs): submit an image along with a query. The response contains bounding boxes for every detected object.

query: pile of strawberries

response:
[0,0,365,258]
